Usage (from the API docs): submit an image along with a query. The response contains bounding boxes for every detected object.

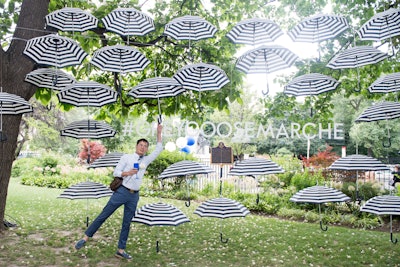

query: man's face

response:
[136,141,149,156]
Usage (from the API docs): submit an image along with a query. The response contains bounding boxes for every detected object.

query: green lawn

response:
[2,178,400,267]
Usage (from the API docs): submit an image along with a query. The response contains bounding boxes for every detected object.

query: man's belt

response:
[122,185,139,194]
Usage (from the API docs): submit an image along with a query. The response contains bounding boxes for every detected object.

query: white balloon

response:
[176,137,186,148]
[165,141,176,152]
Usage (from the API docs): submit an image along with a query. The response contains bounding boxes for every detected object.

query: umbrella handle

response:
[391,233,398,244]
[383,137,391,148]
[220,232,229,243]
[256,193,260,205]
[185,199,191,207]
[156,240,160,252]
[320,221,328,231]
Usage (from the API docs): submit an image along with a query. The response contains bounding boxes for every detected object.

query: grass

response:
[2,178,400,267]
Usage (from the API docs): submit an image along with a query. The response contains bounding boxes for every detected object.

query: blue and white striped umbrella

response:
[368,72,400,93]
[358,8,400,41]
[228,157,284,177]
[58,181,113,199]
[60,119,116,139]
[226,18,283,46]
[158,160,214,179]
[355,101,400,122]
[25,68,76,91]
[164,15,217,41]
[284,73,340,96]
[88,152,124,169]
[326,46,388,69]
[328,154,389,171]
[128,77,185,99]
[23,34,88,68]
[0,92,33,115]
[45,7,98,32]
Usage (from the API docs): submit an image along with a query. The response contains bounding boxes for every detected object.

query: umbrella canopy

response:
[57,81,118,107]
[355,101,400,122]
[102,7,155,37]
[194,197,250,219]
[235,45,298,74]
[288,13,349,43]
[226,18,283,46]
[328,154,389,171]
[90,44,150,73]
[45,7,98,32]
[58,181,113,199]
[290,185,350,204]
[0,92,33,115]
[228,157,284,177]
[88,152,124,169]
[326,46,388,69]
[128,77,185,99]
[284,73,340,96]
[25,68,76,91]
[158,160,214,179]
[368,72,400,93]
[358,8,400,41]
[173,63,230,92]
[132,202,190,226]
[60,119,116,139]
[164,15,217,41]
[23,34,88,68]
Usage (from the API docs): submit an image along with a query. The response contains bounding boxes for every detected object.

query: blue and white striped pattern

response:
[60,119,116,139]
[132,202,190,226]
[360,195,400,215]
[158,160,214,179]
[328,154,389,171]
[88,152,124,169]
[358,8,400,41]
[235,45,298,74]
[284,73,340,96]
[58,181,112,199]
[23,34,87,68]
[164,15,217,41]
[0,92,33,115]
[128,77,185,99]
[57,81,117,107]
[91,44,150,73]
[355,101,400,122]
[228,157,284,177]
[226,18,283,45]
[25,68,76,91]
[288,14,349,43]
[326,46,388,69]
[368,72,400,93]
[290,185,350,204]
[45,7,98,32]
[173,63,229,92]
[194,197,250,219]
[102,7,155,37]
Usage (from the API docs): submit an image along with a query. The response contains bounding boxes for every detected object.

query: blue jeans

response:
[85,186,139,249]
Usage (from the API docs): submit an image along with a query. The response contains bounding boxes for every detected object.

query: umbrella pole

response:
[319,204,328,231]
[390,214,398,244]
[185,176,191,207]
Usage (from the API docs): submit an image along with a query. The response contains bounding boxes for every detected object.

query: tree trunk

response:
[0,0,49,232]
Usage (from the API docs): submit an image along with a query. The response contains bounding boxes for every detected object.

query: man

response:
[75,123,163,260]
[390,165,400,187]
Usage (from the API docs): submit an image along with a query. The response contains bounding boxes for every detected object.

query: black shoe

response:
[115,250,132,260]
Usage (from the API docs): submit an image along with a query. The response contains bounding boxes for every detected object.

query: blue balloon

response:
[181,146,190,154]
[187,137,195,146]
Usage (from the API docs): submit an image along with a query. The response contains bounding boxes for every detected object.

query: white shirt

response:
[113,142,163,191]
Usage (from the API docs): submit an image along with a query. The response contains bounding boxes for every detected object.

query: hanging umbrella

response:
[360,195,400,244]
[358,8,400,41]
[128,77,185,123]
[23,34,88,68]
[102,7,155,37]
[60,119,116,139]
[236,45,298,95]
[90,44,150,73]
[290,185,350,231]
[158,160,214,206]
[45,7,98,32]
[132,202,190,252]
[194,197,250,243]
[226,18,283,46]
[88,152,124,169]
[25,68,76,91]
[284,73,340,96]
[367,72,400,93]
[328,154,389,202]
[58,181,113,226]
[228,157,284,204]
[164,15,217,41]
[57,81,118,107]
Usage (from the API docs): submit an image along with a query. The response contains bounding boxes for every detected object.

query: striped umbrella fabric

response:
[158,160,214,179]
[58,181,113,199]
[132,202,190,226]
[102,7,155,37]
[25,68,76,91]
[328,154,389,171]
[326,46,388,69]
[355,101,400,122]
[45,7,98,32]
[290,185,350,204]
[23,34,87,68]
[128,77,185,99]
[164,15,217,41]
[358,8,400,41]
[88,152,124,169]
[194,197,250,219]
[226,18,283,46]
[228,157,284,177]
[288,14,349,43]
[57,81,118,107]
[0,92,33,115]
[235,45,298,74]
[90,44,150,73]
[284,73,340,96]
[368,72,400,93]
[60,119,116,139]
[173,63,229,92]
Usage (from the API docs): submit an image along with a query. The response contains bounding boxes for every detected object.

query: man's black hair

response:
[137,138,149,146]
